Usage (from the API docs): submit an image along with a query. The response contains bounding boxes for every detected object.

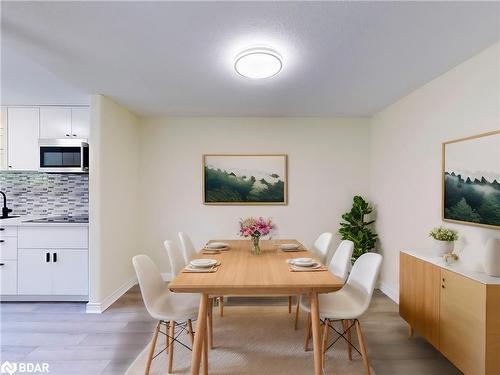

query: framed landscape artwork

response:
[442,130,500,229]
[203,154,287,205]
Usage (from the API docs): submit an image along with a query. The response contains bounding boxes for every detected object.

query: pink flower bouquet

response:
[239,217,274,239]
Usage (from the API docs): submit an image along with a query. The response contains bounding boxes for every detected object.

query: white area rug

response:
[125,306,374,375]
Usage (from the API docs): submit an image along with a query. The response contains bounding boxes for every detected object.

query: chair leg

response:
[354,320,371,375]
[288,296,292,313]
[219,296,224,317]
[303,312,312,351]
[294,296,300,330]
[322,318,329,368]
[144,321,161,375]
[168,320,175,373]
[208,298,214,349]
[343,319,352,360]
[187,319,194,345]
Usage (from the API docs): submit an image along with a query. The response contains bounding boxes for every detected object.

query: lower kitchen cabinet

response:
[0,260,17,295]
[18,249,88,296]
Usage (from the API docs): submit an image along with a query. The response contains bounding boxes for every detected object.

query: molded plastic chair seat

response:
[300,284,368,319]
[148,289,200,322]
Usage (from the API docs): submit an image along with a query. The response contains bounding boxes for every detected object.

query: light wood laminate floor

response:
[0,288,461,375]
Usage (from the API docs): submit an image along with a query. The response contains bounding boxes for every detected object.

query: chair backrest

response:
[313,232,334,263]
[164,239,186,276]
[178,232,197,264]
[345,252,383,313]
[132,255,166,317]
[328,240,354,283]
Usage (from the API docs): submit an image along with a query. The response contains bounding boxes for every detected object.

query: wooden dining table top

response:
[169,239,343,295]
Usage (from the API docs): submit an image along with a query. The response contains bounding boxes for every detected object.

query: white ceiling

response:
[1,1,499,116]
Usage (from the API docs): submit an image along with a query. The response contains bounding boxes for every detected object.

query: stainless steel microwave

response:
[39,139,89,173]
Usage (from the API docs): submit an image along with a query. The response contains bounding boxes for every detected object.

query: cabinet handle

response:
[0,228,4,231]
[0,240,4,243]
[53,252,57,262]
[46,252,50,262]
[72,134,77,137]
[65,134,70,137]
[442,285,445,289]
[8,166,12,168]
[0,263,5,266]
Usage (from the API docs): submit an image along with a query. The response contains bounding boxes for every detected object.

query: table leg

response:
[190,293,208,375]
[310,292,322,375]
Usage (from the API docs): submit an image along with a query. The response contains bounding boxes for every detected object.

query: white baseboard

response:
[86,272,172,314]
[86,276,137,314]
[379,281,399,304]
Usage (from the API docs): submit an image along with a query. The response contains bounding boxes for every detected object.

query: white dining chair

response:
[313,232,334,264]
[132,255,200,375]
[177,232,225,318]
[165,239,216,349]
[178,232,197,264]
[302,252,383,375]
[294,240,354,329]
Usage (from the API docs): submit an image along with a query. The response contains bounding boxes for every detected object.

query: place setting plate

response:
[183,258,221,273]
[287,257,326,272]
[279,243,304,252]
[203,242,230,252]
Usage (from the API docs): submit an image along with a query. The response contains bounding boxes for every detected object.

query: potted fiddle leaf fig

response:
[339,196,378,263]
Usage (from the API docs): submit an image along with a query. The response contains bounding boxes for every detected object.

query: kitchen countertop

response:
[0,215,89,227]
[402,249,500,285]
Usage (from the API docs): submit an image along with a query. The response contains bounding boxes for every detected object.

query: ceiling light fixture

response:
[234,47,283,79]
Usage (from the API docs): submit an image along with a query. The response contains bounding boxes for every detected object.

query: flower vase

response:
[251,236,262,255]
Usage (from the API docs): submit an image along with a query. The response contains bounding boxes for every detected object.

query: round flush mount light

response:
[234,47,283,79]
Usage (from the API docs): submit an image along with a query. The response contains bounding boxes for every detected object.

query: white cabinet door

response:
[71,107,90,139]
[0,260,17,295]
[7,107,40,170]
[52,250,88,295]
[18,249,52,295]
[40,107,72,139]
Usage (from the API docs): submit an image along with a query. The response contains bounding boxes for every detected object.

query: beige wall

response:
[369,43,500,301]
[89,95,140,305]
[139,117,370,272]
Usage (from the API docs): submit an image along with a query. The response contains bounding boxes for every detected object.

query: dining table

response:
[168,239,343,375]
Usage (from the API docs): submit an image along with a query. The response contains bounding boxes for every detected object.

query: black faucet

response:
[0,191,13,218]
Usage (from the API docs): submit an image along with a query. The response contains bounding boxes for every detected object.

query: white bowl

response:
[292,258,314,267]
[280,243,300,250]
[207,242,228,249]
[190,259,218,268]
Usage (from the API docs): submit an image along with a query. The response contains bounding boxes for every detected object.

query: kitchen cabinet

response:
[18,249,88,296]
[1,222,88,301]
[71,107,90,139]
[7,107,40,170]
[40,107,72,138]
[400,251,500,375]
[18,249,52,295]
[40,107,89,140]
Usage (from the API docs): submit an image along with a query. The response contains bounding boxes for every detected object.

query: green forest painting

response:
[203,154,287,205]
[443,131,500,228]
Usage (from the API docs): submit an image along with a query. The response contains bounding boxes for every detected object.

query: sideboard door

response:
[399,252,440,348]
[440,269,486,374]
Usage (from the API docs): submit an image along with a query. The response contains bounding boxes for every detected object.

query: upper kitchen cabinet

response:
[7,107,40,170]
[40,107,71,138]
[70,107,90,139]
[39,106,89,140]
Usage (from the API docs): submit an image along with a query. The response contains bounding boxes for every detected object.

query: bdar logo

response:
[0,361,17,375]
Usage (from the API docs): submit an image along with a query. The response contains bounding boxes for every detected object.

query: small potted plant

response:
[429,226,458,256]
[239,217,274,255]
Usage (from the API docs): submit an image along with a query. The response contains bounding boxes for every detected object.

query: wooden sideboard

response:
[400,251,500,375]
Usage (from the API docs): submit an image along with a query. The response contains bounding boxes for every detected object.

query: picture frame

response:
[203,154,288,205]
[442,130,500,229]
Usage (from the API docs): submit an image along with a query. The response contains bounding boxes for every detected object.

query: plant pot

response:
[432,239,454,256]
[483,238,500,277]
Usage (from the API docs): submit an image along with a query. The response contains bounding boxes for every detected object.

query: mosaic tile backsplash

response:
[0,172,88,216]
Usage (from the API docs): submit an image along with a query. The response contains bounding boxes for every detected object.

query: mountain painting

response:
[203,154,287,205]
[443,131,500,229]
